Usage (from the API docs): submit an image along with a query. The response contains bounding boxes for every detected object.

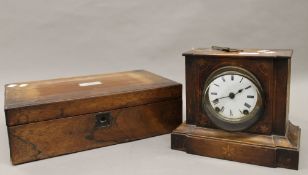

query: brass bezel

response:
[202,66,264,131]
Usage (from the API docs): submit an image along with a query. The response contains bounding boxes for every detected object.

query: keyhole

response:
[99,116,107,124]
[96,113,111,128]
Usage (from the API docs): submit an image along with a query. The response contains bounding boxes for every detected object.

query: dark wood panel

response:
[186,55,274,135]
[272,58,291,135]
[9,98,182,165]
[185,57,197,124]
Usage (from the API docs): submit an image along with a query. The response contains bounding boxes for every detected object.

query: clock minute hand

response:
[213,85,252,103]
[212,95,229,103]
[214,89,243,102]
[216,95,230,100]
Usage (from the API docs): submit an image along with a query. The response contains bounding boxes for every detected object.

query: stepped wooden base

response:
[171,121,300,170]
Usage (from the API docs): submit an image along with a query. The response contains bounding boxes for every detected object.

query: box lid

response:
[5,70,182,126]
[183,48,293,58]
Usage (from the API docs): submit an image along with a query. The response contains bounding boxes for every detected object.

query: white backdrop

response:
[0,0,307,174]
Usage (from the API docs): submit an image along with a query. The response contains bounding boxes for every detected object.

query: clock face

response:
[208,75,258,121]
[203,67,264,131]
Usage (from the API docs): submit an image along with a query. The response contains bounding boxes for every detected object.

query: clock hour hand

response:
[234,85,251,96]
[227,89,244,100]
[234,88,244,95]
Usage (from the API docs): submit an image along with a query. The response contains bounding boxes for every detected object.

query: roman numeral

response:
[244,102,251,109]
[247,95,254,98]
[213,99,219,105]
[222,76,225,82]
[214,83,219,87]
[240,77,243,83]
[231,75,234,81]
[245,85,251,89]
[221,106,225,112]
[230,110,233,116]
[211,92,217,95]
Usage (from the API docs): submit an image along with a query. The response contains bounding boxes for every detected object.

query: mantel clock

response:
[171,46,300,170]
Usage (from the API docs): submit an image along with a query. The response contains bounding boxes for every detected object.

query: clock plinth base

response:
[171,121,300,170]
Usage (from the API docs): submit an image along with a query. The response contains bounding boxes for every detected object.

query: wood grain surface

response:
[9,98,182,165]
[183,48,293,58]
[5,70,182,126]
[5,70,183,165]
[184,49,292,135]
[175,48,300,169]
[171,121,300,169]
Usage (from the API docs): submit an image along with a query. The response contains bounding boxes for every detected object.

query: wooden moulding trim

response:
[172,123,299,149]
[182,48,293,58]
[171,121,300,169]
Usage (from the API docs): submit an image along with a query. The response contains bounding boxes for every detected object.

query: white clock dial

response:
[207,74,258,121]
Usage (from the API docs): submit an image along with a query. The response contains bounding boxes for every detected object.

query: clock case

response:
[171,48,300,169]
[5,70,182,165]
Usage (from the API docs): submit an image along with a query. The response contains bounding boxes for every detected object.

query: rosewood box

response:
[5,70,182,164]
